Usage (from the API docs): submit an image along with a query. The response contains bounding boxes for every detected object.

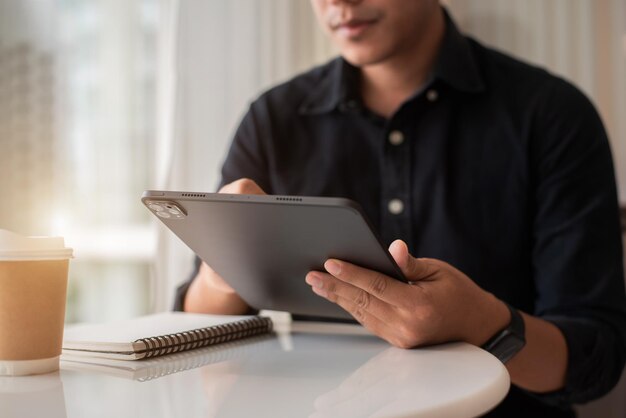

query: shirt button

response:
[388,199,404,215]
[426,89,438,102]
[388,130,405,146]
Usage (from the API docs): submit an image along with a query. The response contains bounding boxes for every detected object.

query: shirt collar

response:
[432,9,485,94]
[298,58,358,115]
[299,8,485,116]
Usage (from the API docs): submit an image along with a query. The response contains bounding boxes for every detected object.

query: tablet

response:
[142,190,406,320]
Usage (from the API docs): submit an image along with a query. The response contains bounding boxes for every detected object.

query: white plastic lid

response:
[0,229,73,261]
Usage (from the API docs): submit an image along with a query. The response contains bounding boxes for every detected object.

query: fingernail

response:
[306,273,323,289]
[389,240,404,253]
[325,260,341,276]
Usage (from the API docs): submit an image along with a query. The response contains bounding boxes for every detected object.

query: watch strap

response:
[482,301,526,363]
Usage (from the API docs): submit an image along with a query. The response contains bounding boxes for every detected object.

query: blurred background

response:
[1,0,625,314]
[0,0,624,414]
[3,0,623,322]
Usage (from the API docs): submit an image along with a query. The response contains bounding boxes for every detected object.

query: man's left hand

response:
[305,240,510,349]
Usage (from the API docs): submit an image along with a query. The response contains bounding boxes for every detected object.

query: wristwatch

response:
[482,302,526,363]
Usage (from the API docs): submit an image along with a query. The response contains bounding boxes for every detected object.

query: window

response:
[0,0,161,323]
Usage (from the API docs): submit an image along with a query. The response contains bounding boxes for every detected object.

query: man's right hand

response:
[183,178,266,314]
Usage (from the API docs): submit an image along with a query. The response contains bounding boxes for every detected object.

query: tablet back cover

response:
[143,192,405,320]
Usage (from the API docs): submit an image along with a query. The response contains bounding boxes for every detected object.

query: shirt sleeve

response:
[528,77,626,405]
[172,102,271,311]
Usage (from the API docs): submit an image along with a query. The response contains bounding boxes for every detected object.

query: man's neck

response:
[360,9,445,119]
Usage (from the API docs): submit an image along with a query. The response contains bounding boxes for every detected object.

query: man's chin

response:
[340,48,390,68]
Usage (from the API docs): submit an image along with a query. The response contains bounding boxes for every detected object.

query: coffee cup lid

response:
[0,229,73,261]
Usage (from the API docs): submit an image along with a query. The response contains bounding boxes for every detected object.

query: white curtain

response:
[152,0,182,313]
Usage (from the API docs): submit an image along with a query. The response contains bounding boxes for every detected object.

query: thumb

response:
[388,239,431,281]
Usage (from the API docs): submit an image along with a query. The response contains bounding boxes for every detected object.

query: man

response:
[176,1,626,416]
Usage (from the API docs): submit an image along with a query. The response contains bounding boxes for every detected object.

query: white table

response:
[1,320,509,418]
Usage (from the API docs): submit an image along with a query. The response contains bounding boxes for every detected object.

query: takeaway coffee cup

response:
[0,229,73,376]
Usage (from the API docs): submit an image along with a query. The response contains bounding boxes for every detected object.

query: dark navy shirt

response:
[176,11,626,417]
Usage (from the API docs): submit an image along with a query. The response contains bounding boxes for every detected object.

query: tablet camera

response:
[147,201,186,220]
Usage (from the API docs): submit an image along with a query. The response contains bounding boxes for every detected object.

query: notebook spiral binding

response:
[134,317,273,359]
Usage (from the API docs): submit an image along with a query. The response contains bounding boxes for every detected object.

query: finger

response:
[332,293,418,348]
[306,272,395,321]
[388,240,436,281]
[306,274,407,343]
[219,178,266,195]
[323,259,408,305]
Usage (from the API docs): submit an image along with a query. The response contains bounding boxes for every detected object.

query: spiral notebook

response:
[62,312,273,360]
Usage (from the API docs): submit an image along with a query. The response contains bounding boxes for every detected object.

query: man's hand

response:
[184,178,266,314]
[305,240,510,349]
